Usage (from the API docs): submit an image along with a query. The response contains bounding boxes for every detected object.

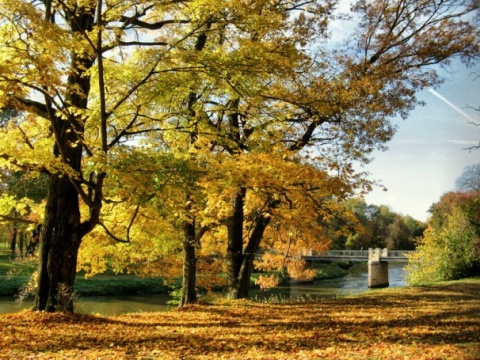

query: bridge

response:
[302,249,414,262]
[302,248,415,288]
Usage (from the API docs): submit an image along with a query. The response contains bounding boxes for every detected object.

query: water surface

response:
[0,262,406,315]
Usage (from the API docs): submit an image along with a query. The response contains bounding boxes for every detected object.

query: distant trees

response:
[330,199,425,251]
[406,190,480,285]
[0,168,47,256]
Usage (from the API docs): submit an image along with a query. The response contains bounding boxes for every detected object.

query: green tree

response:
[339,200,422,250]
[406,191,480,284]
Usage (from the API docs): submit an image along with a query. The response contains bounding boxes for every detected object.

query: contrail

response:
[427,88,476,123]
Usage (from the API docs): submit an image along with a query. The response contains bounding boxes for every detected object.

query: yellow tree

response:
[127,0,479,300]
[162,0,480,299]
[0,0,226,312]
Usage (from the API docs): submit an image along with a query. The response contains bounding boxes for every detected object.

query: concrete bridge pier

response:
[368,248,389,288]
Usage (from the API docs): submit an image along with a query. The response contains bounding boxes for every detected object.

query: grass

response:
[311,261,350,280]
[0,250,171,297]
[0,250,37,297]
[0,278,479,359]
[0,251,37,276]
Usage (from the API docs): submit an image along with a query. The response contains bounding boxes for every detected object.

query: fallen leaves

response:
[1,279,479,359]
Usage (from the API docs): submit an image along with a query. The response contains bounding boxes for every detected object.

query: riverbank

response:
[0,251,172,297]
[1,278,479,359]
[0,250,350,297]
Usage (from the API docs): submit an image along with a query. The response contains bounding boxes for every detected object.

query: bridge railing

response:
[327,250,368,257]
[309,249,415,259]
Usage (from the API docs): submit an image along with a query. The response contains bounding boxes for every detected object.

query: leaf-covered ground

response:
[1,279,479,359]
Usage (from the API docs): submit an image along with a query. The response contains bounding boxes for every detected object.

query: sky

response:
[362,62,479,222]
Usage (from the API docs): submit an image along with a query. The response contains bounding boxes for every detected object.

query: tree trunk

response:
[10,221,17,256]
[227,211,272,299]
[34,174,82,313]
[226,187,246,298]
[226,193,279,300]
[19,230,24,257]
[179,207,198,307]
[32,5,96,313]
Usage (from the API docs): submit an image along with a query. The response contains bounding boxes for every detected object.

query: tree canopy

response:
[406,190,480,284]
[0,0,478,311]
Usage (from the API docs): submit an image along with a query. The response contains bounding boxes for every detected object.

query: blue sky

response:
[362,62,479,222]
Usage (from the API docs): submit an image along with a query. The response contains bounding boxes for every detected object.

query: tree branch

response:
[0,214,38,224]
[120,17,189,30]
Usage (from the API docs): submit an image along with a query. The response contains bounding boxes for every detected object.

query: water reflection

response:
[0,262,406,315]
[0,294,173,316]
[252,262,406,300]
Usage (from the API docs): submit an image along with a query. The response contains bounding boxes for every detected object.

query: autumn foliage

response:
[1,279,479,359]
[0,0,479,310]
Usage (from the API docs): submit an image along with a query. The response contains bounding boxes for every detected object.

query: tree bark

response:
[19,230,24,257]
[226,191,279,299]
[179,198,198,307]
[228,210,273,299]
[34,173,82,312]
[10,220,17,256]
[226,187,246,298]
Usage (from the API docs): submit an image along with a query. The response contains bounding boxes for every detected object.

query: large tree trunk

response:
[34,173,82,312]
[179,202,198,307]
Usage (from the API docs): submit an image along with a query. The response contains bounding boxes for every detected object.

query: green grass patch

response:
[0,251,37,277]
[74,275,171,296]
[0,273,171,297]
[0,250,172,297]
[0,276,31,297]
[312,261,351,280]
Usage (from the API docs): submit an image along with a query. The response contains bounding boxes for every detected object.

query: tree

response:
[385,216,410,250]
[0,169,47,256]
[0,110,47,256]
[0,0,217,312]
[456,163,480,192]
[183,0,479,299]
[406,191,480,284]
[338,200,422,250]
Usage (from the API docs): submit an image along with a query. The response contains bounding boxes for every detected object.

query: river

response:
[0,262,406,316]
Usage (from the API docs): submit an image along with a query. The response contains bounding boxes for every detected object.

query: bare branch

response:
[0,214,38,224]
[97,193,154,243]
[119,17,189,30]
[98,221,130,243]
